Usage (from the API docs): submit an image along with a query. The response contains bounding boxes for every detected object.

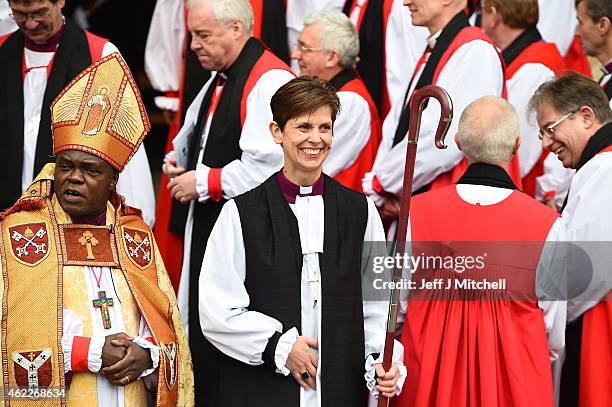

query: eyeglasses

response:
[9,8,53,23]
[538,109,579,140]
[293,42,324,53]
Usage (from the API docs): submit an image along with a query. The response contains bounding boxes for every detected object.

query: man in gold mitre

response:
[0,53,194,407]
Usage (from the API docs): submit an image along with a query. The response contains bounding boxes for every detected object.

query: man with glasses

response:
[0,0,156,228]
[162,0,294,404]
[530,71,612,407]
[291,10,381,192]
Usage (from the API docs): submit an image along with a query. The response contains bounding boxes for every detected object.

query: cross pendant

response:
[92,291,114,329]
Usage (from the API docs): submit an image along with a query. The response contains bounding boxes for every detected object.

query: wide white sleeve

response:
[385,0,429,109]
[61,309,104,373]
[144,0,185,111]
[101,41,120,57]
[116,143,156,228]
[507,63,557,177]
[324,91,372,177]
[362,198,407,398]
[536,218,567,362]
[536,153,574,207]
[372,40,504,195]
[537,0,576,56]
[219,69,294,198]
[199,200,284,365]
[559,155,612,321]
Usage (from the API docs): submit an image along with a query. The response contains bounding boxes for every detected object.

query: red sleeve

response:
[208,168,223,202]
[71,336,91,372]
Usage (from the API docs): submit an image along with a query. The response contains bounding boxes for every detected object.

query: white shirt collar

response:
[427,29,443,50]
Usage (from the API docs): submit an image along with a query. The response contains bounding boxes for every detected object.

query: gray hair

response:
[188,0,254,35]
[304,11,359,69]
[458,96,520,165]
[529,72,612,124]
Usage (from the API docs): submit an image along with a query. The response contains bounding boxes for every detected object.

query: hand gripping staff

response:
[377,85,453,406]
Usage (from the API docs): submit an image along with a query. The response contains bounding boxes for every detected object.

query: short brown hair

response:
[483,0,538,29]
[576,0,612,22]
[270,76,340,130]
[529,71,612,124]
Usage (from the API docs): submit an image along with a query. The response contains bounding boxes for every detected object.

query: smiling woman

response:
[269,76,340,186]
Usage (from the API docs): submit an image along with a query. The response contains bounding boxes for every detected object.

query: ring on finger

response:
[300,371,311,381]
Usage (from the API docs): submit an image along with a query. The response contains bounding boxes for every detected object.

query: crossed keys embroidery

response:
[12,349,52,388]
[11,227,47,257]
[124,231,150,261]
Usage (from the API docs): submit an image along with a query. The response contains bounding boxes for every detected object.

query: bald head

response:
[457,96,520,167]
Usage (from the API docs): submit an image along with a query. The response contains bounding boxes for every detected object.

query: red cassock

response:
[579,298,612,407]
[333,75,382,192]
[394,185,558,407]
[506,41,566,197]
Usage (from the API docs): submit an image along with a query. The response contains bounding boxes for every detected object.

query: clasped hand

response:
[100,333,152,386]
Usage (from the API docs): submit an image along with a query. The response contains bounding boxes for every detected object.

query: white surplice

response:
[199,194,406,406]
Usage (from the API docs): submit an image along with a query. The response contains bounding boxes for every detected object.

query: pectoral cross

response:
[79,231,98,260]
[92,291,113,329]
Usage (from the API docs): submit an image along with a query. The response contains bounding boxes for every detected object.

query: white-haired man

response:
[292,10,381,191]
[162,0,294,404]
[396,96,565,407]
[363,0,518,226]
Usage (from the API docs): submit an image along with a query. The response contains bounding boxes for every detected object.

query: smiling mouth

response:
[554,146,564,155]
[301,148,322,156]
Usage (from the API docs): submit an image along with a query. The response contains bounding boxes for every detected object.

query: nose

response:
[308,130,323,144]
[190,37,201,52]
[66,168,85,184]
[541,134,553,150]
[24,17,39,30]
[290,47,301,60]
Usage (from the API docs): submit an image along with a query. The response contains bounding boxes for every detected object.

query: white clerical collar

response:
[427,29,443,49]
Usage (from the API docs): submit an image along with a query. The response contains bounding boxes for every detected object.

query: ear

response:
[513,136,521,155]
[231,20,244,39]
[489,6,502,27]
[109,171,119,191]
[579,105,597,129]
[454,132,463,151]
[58,0,66,9]
[599,16,611,35]
[325,51,341,68]
[269,121,284,146]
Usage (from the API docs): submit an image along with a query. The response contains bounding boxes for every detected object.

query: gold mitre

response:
[51,53,150,171]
